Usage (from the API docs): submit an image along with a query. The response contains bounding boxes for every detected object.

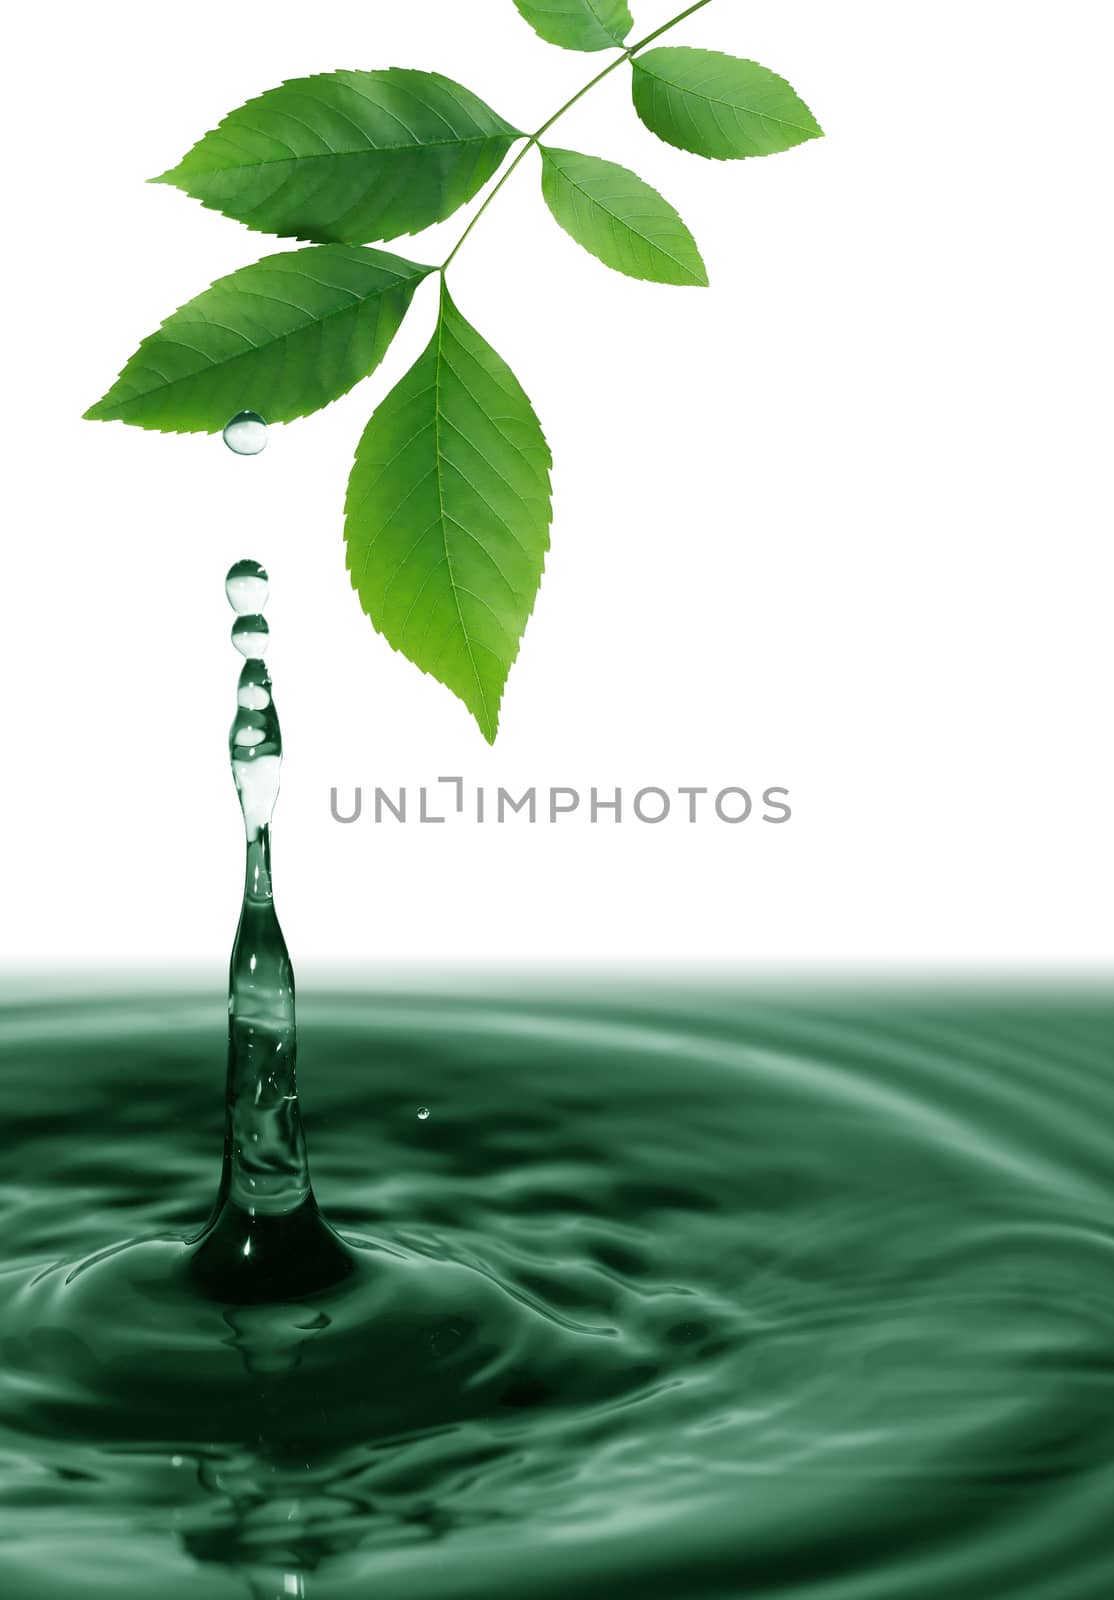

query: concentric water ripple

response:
[0,984,1111,1599]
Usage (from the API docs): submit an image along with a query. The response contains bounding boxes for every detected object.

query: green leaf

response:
[154,70,523,243]
[539,146,708,287]
[84,245,432,433]
[345,283,552,743]
[512,0,633,52]
[631,48,823,160]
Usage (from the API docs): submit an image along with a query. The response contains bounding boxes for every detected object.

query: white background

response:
[1,1,1110,971]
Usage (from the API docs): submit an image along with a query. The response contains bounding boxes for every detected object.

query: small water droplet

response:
[232,615,269,658]
[223,411,268,457]
[417,1106,431,1122]
[225,559,269,615]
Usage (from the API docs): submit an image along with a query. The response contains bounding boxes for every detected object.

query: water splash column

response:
[220,561,311,1219]
[191,561,353,1302]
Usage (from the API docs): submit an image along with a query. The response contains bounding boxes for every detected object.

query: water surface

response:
[0,983,1111,1599]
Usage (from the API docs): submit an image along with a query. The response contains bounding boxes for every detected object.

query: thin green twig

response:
[439,0,717,275]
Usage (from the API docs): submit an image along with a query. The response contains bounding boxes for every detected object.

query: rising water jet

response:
[188,559,354,1305]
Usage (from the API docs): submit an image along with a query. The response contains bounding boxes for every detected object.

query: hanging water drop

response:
[231,614,269,659]
[225,559,270,615]
[223,411,268,457]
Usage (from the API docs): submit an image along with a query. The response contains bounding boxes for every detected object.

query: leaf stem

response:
[439,0,718,275]
[627,0,718,54]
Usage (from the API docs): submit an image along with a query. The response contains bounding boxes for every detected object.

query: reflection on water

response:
[0,983,1112,1599]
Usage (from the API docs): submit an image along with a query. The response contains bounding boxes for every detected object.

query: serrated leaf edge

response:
[632,49,825,162]
[344,283,552,743]
[540,145,709,287]
[150,68,525,244]
[513,0,632,53]
[84,246,435,433]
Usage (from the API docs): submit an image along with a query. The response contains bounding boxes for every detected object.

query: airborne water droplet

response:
[223,411,268,457]
[225,559,270,616]
[417,1107,431,1122]
[231,614,270,659]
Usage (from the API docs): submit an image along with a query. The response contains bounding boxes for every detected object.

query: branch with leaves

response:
[86,0,822,741]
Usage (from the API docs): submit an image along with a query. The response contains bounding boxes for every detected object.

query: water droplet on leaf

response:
[417,1106,431,1122]
[223,411,268,456]
[225,559,269,615]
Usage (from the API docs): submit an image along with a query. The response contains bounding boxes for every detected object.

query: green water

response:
[2,567,1112,1595]
[1,984,1112,1598]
